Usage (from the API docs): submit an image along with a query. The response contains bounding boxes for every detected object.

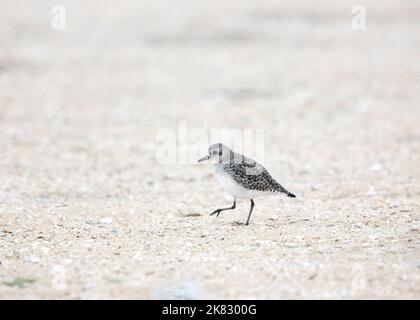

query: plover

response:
[198,143,296,225]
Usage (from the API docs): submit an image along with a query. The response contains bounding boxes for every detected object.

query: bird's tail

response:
[275,182,296,198]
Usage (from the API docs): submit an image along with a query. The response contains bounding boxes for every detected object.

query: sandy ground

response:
[0,0,419,299]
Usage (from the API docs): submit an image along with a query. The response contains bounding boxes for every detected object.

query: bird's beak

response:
[198,155,210,162]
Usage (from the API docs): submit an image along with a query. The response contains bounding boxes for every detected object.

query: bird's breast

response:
[214,166,266,199]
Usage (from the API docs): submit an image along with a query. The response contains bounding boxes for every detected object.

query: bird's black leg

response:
[245,199,255,226]
[210,199,236,217]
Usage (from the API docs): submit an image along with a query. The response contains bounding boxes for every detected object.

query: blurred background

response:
[0,0,419,299]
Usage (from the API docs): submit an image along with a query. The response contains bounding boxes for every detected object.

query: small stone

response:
[99,217,113,224]
[25,255,40,264]
[369,163,383,172]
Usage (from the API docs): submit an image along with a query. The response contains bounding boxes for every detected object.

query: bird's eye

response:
[212,150,218,155]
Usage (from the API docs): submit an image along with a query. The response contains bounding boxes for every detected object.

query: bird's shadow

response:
[229,221,278,228]
[230,221,247,227]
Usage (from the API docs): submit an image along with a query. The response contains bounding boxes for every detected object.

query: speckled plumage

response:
[216,156,293,196]
[202,143,296,198]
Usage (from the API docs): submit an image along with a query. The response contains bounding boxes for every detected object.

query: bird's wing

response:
[224,160,290,194]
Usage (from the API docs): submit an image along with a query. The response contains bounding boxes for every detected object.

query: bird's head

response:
[198,143,236,164]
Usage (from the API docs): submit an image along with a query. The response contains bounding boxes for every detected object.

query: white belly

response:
[216,171,267,199]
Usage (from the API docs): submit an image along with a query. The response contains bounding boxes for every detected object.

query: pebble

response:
[99,217,113,224]
[25,255,40,264]
[369,163,383,172]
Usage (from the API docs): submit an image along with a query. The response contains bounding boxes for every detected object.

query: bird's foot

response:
[210,209,221,217]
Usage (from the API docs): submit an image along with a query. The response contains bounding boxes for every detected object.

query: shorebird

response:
[198,143,296,225]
